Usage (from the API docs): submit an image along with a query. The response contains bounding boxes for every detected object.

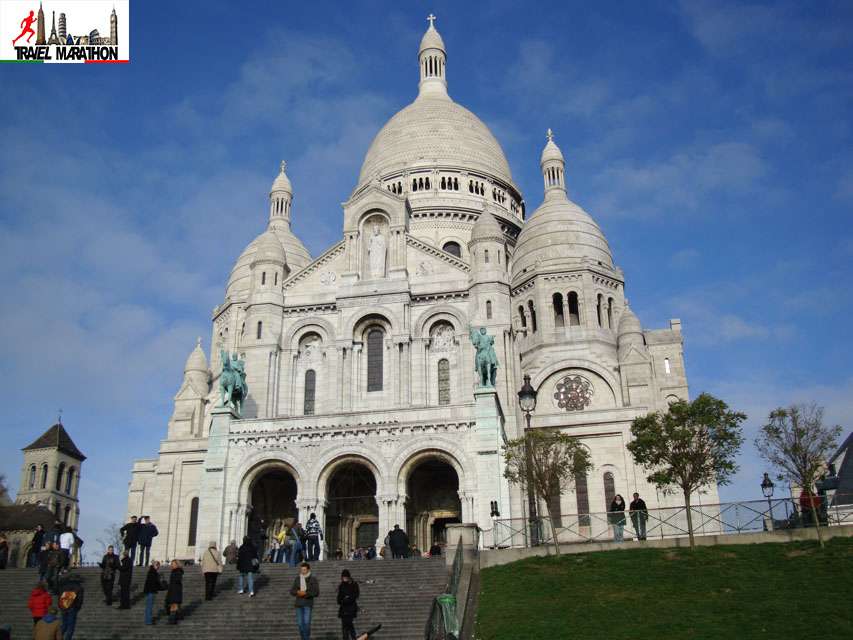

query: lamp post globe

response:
[517,373,539,546]
[518,374,537,413]
[761,472,775,532]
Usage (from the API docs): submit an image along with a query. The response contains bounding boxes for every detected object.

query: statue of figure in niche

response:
[367,223,387,279]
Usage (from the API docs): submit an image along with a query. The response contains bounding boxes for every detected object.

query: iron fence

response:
[486,493,853,549]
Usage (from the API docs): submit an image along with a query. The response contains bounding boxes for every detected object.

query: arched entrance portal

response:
[248,467,297,557]
[325,462,379,555]
[406,458,462,551]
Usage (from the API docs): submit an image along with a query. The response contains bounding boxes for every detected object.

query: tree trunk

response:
[547,508,561,556]
[809,501,825,549]
[684,490,695,550]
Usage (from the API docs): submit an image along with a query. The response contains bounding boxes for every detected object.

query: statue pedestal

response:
[473,387,511,531]
[197,406,236,556]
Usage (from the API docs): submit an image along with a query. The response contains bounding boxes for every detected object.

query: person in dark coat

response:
[429,543,442,557]
[609,495,627,543]
[98,546,120,605]
[236,536,259,596]
[57,571,84,639]
[136,516,158,567]
[0,535,7,569]
[29,524,45,568]
[629,492,649,540]
[337,569,360,640]
[119,516,139,565]
[388,525,409,559]
[117,551,133,609]
[44,543,63,595]
[142,561,164,625]
[165,560,183,625]
[223,540,239,565]
[290,562,320,640]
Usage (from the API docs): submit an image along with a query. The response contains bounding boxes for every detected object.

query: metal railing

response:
[425,529,480,640]
[488,493,853,549]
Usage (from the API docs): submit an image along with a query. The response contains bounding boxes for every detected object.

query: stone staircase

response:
[0,557,447,639]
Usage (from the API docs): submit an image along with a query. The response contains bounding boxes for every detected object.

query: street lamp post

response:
[761,472,775,532]
[518,374,539,546]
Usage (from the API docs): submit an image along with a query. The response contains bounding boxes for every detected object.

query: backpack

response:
[59,590,77,610]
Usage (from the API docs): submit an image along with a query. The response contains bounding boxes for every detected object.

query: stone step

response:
[0,558,448,639]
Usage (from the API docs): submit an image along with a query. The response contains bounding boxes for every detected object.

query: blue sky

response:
[1,0,851,555]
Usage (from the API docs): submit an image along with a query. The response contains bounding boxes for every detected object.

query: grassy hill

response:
[476,537,853,639]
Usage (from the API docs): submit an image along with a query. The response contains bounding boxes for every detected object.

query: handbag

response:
[251,557,260,569]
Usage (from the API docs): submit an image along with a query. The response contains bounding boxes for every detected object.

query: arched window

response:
[518,305,527,329]
[553,293,565,328]
[274,272,278,286]
[604,472,616,510]
[367,328,384,392]
[442,241,461,258]
[304,369,316,416]
[575,472,590,527]
[568,292,580,326]
[607,297,614,329]
[484,249,490,263]
[65,467,74,495]
[547,477,563,528]
[664,358,671,375]
[261,271,266,285]
[187,497,199,546]
[40,464,48,489]
[596,294,603,327]
[437,358,451,406]
[441,177,446,189]
[28,465,36,489]
[425,177,431,189]
[486,300,493,320]
[528,301,537,333]
[63,505,71,526]
[257,321,263,339]
[55,463,65,491]
[413,178,418,191]
[54,502,61,518]
[453,177,459,190]
[469,180,473,193]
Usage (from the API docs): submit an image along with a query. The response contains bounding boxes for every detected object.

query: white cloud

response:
[669,248,700,268]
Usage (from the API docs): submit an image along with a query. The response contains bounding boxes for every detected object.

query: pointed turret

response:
[418,14,448,98]
[269,160,293,229]
[540,128,567,200]
[183,337,210,393]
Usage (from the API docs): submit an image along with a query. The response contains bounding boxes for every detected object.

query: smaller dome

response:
[540,129,564,165]
[251,230,287,266]
[419,18,445,53]
[617,303,644,349]
[184,338,208,372]
[271,160,292,194]
[470,209,504,244]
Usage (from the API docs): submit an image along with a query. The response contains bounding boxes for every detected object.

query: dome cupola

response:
[418,14,447,97]
[269,160,293,228]
[617,302,645,358]
[469,207,504,244]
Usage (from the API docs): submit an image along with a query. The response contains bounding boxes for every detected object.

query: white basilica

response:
[126,18,713,560]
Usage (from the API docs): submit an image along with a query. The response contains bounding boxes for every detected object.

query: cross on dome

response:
[279,160,287,174]
[546,128,553,142]
[427,13,436,27]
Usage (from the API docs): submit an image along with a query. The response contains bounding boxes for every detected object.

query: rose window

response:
[553,376,593,411]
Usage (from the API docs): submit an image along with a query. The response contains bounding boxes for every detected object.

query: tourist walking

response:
[98,545,120,606]
[117,550,133,609]
[28,581,53,624]
[136,516,158,567]
[59,527,75,569]
[119,516,139,565]
[44,543,62,595]
[287,524,304,567]
[337,569,360,640]
[224,539,239,565]
[237,536,259,596]
[609,494,626,543]
[388,524,409,559]
[306,513,324,561]
[29,524,45,568]
[37,543,50,581]
[201,541,223,600]
[32,606,62,640]
[142,561,164,625]
[629,492,649,541]
[290,562,320,640]
[57,571,84,639]
[165,560,184,625]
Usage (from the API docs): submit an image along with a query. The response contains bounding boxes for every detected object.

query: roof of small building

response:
[23,423,86,461]
[0,504,56,532]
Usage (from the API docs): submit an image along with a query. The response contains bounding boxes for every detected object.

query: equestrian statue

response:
[219,350,248,416]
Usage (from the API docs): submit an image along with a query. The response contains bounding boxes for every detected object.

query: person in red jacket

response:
[28,581,53,624]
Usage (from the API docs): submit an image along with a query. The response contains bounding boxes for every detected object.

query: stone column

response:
[197,406,236,552]
[473,387,511,531]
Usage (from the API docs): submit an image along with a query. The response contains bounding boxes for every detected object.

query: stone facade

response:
[126,18,717,561]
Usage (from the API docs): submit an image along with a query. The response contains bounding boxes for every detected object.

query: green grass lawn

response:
[476,537,853,639]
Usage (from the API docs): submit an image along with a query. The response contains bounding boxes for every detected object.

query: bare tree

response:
[627,393,746,549]
[96,522,123,554]
[503,430,593,555]
[755,403,842,548]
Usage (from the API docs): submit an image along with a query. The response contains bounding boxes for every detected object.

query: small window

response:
[553,293,565,328]
[261,271,266,285]
[28,465,36,489]
[486,300,493,320]
[607,298,614,329]
[274,272,278,286]
[518,305,527,329]
[443,241,461,258]
[604,472,616,510]
[65,467,74,494]
[425,177,431,189]
[528,301,537,333]
[40,464,48,489]
[367,328,384,392]
[55,463,65,491]
[597,294,603,327]
[568,292,580,326]
[664,358,671,375]
[257,321,263,339]
[484,249,490,263]
[187,497,199,546]
[438,358,451,406]
[304,369,316,415]
[63,505,71,526]
[575,473,590,527]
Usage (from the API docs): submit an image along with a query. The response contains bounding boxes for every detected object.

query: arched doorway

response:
[406,457,462,551]
[248,467,298,557]
[325,462,379,556]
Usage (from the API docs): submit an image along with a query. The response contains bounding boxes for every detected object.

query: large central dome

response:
[357,20,513,188]
[358,93,513,186]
